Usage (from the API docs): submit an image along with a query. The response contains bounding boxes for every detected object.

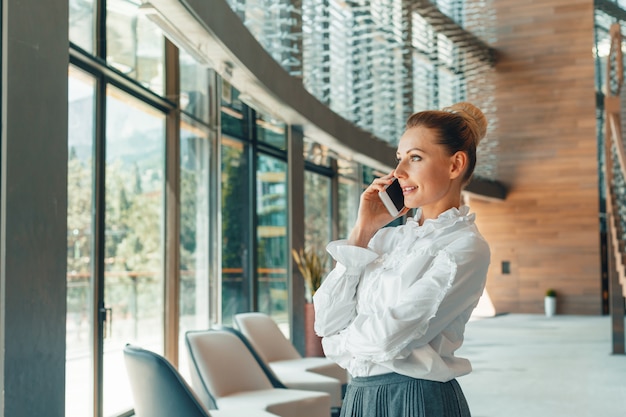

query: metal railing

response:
[603,22,626,354]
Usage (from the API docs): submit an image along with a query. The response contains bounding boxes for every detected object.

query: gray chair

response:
[123,344,279,417]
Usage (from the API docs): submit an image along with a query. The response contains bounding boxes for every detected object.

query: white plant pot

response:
[544,296,556,317]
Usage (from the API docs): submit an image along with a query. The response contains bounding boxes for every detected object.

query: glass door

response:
[102,85,166,416]
[66,66,96,417]
[178,116,213,379]
[66,71,167,417]
[256,154,288,327]
[68,0,172,411]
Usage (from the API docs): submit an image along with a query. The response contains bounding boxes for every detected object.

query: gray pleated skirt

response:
[340,373,471,417]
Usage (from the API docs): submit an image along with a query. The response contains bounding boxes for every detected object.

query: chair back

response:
[234,312,302,363]
[220,326,287,388]
[123,344,210,417]
[185,329,274,402]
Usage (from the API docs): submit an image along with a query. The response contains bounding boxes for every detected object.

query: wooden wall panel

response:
[468,0,601,314]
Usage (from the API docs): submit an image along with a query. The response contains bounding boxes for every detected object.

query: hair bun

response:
[444,102,487,145]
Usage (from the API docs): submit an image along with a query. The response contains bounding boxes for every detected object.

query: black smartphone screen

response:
[386,179,404,211]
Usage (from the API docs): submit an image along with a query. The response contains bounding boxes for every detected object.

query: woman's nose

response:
[395,160,408,178]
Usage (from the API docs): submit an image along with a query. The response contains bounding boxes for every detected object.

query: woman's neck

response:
[418,197,461,226]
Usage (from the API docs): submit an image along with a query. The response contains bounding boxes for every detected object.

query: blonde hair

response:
[405,102,487,184]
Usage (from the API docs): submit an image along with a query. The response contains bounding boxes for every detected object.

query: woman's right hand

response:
[348,171,409,247]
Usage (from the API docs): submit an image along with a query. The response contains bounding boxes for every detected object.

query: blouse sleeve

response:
[321,235,490,365]
[313,240,380,337]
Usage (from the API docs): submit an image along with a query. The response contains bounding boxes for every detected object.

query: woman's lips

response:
[402,186,416,195]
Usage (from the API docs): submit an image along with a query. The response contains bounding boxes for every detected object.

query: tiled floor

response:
[457,314,626,417]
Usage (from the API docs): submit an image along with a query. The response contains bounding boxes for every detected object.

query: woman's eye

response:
[396,155,421,163]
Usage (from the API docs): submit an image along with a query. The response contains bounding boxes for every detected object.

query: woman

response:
[313,102,490,417]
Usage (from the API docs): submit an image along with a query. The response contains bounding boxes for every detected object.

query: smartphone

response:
[378,178,405,217]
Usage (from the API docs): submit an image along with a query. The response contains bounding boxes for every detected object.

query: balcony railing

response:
[603,22,626,354]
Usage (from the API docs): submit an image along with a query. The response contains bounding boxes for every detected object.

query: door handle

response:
[99,306,112,339]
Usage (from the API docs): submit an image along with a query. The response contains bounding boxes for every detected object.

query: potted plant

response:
[292,247,327,356]
[544,289,557,317]
[291,247,326,303]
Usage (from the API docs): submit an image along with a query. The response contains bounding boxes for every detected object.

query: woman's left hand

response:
[348,171,409,247]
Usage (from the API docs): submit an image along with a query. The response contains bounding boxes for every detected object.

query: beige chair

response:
[123,344,279,417]
[185,329,331,417]
[223,326,343,413]
[233,312,348,407]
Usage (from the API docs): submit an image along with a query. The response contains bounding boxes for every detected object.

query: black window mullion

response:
[304,160,334,177]
[92,69,107,417]
[69,48,175,114]
[97,0,106,61]
[248,106,259,311]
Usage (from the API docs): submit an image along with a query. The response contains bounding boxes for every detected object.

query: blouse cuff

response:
[326,240,379,271]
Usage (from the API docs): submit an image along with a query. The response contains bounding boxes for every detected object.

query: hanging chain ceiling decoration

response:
[224,0,500,184]
[412,0,495,67]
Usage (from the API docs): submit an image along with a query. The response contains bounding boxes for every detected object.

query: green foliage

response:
[67,148,93,276]
[221,143,249,269]
[546,289,557,297]
[67,148,164,320]
[292,247,327,303]
[104,159,162,274]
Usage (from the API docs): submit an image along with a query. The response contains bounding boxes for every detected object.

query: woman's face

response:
[394,125,462,220]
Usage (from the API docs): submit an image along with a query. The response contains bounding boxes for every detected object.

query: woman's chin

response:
[403,198,419,209]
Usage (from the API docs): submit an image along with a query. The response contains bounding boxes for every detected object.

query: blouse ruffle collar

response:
[405,205,474,237]
[365,205,475,285]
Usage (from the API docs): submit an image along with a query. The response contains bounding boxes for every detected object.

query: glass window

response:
[103,85,166,416]
[66,66,96,417]
[256,113,287,150]
[304,170,332,251]
[69,0,95,53]
[338,178,360,240]
[221,88,247,139]
[337,157,358,179]
[337,158,360,239]
[180,48,211,124]
[221,136,252,325]
[256,154,288,327]
[106,0,165,95]
[179,117,212,379]
[362,165,378,186]
[338,177,358,239]
[304,137,331,167]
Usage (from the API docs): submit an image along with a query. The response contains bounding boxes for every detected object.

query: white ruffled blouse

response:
[313,206,490,382]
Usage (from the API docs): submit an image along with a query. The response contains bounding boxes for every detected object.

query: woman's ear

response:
[449,151,468,180]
